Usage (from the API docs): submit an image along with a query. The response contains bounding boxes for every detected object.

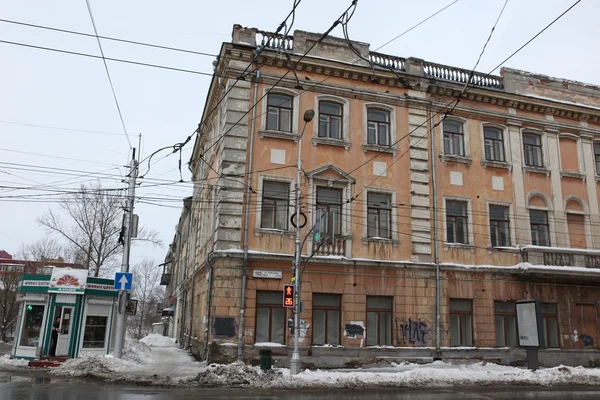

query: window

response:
[261,181,289,230]
[19,304,45,347]
[443,120,465,156]
[489,205,510,247]
[256,292,286,344]
[312,294,341,345]
[530,209,550,246]
[266,93,292,132]
[446,200,468,244]
[494,302,517,347]
[450,299,473,347]
[367,108,390,146]
[367,193,392,238]
[82,315,108,348]
[318,101,342,139]
[316,187,342,238]
[523,133,543,167]
[594,142,600,175]
[483,127,505,162]
[541,303,559,348]
[366,297,392,346]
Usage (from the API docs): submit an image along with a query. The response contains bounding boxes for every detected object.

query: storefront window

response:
[19,304,45,347]
[82,316,108,348]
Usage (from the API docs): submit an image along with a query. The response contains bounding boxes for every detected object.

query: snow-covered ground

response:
[2,336,600,389]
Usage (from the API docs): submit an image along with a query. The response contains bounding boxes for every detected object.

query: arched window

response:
[528,195,550,246]
[565,199,587,249]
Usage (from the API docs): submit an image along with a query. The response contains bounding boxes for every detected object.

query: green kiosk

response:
[12,267,118,360]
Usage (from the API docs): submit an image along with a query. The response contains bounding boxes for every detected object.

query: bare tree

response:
[0,271,22,343]
[15,237,66,261]
[127,259,164,339]
[37,182,162,277]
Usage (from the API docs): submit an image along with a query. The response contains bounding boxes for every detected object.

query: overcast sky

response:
[0,0,597,268]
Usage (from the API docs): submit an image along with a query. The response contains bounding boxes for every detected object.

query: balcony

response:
[522,246,600,269]
[313,236,350,257]
[160,273,171,285]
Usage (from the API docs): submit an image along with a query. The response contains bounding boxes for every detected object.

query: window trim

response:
[558,133,585,174]
[255,291,287,344]
[259,87,300,141]
[313,95,351,149]
[443,196,474,247]
[366,296,393,347]
[481,123,509,165]
[440,116,472,164]
[594,140,600,176]
[486,201,515,248]
[312,293,341,346]
[260,180,291,231]
[449,298,473,347]
[362,188,398,244]
[522,131,545,168]
[541,303,560,348]
[316,186,343,238]
[362,103,397,154]
[494,301,517,348]
[564,195,591,249]
[441,116,469,158]
[529,209,551,247]
[255,175,295,235]
[526,191,555,247]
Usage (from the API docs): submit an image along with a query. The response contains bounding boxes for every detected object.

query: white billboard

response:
[516,301,541,347]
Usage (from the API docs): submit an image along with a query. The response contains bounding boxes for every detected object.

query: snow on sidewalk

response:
[191,360,600,389]
[49,334,206,385]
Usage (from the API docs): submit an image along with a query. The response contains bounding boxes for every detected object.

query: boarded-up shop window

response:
[213,317,236,338]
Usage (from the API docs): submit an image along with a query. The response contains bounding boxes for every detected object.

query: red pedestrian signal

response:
[283,284,294,308]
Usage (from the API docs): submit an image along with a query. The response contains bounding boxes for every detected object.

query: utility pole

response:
[290,109,314,375]
[114,148,138,358]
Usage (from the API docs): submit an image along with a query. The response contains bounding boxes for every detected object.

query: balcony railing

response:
[257,30,293,51]
[313,236,349,257]
[369,52,406,72]
[423,61,503,89]
[522,246,600,269]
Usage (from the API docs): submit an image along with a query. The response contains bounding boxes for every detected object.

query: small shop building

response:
[12,268,118,360]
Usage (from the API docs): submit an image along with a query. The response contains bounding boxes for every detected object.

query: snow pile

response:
[188,361,600,389]
[0,354,29,370]
[140,334,176,348]
[194,361,282,387]
[51,335,205,386]
[122,339,152,364]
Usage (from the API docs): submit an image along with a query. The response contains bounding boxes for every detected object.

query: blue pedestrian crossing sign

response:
[114,272,133,291]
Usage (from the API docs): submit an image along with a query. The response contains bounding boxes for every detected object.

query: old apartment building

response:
[164,24,600,368]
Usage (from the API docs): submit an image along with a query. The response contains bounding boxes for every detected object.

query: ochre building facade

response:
[163,25,600,368]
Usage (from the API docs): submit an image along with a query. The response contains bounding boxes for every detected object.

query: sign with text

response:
[252,270,282,279]
[516,300,546,348]
[48,268,88,294]
[283,284,294,308]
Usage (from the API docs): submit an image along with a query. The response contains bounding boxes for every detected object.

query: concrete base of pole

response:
[290,354,301,375]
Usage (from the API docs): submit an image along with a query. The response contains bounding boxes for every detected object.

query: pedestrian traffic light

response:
[283,284,294,308]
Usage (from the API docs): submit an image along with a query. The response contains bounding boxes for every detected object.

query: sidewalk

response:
[1,336,600,389]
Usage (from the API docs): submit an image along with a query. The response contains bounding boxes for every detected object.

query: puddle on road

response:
[0,373,52,385]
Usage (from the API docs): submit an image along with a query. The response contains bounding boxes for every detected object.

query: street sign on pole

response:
[283,284,294,308]
[114,272,133,291]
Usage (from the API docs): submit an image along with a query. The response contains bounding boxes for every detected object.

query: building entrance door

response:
[55,306,74,356]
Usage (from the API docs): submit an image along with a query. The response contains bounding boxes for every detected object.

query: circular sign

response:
[290,212,307,229]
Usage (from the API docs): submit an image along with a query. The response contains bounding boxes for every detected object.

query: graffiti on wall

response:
[396,317,430,346]
[344,321,365,338]
[299,320,310,342]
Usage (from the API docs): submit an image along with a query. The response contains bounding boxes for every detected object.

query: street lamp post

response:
[290,109,315,376]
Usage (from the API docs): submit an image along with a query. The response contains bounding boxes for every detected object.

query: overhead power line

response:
[84,0,131,149]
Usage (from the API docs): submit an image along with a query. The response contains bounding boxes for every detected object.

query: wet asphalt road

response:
[1,371,600,400]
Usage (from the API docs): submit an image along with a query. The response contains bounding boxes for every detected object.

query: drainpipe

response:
[238,69,260,361]
[204,252,215,362]
[188,207,198,349]
[429,106,441,354]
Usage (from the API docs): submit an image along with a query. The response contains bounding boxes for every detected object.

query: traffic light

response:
[283,284,294,308]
